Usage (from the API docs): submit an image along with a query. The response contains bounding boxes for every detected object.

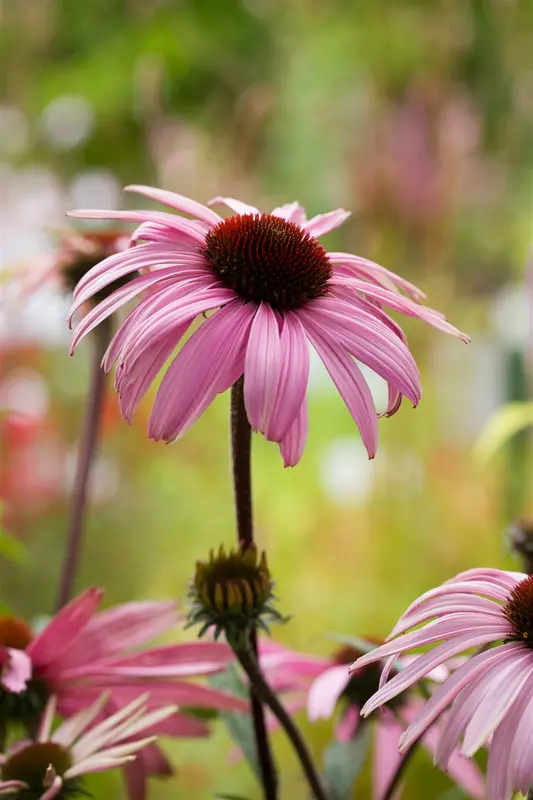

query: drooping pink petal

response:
[301,298,421,406]
[243,303,282,437]
[303,209,351,238]
[124,185,222,226]
[271,202,307,225]
[105,280,210,374]
[123,758,148,800]
[389,594,505,639]
[307,664,351,721]
[360,630,512,719]
[484,681,533,800]
[388,580,512,634]
[279,399,308,467]
[446,567,525,590]
[28,588,103,671]
[434,647,520,769]
[373,710,405,800]
[130,220,196,246]
[397,644,522,754]
[505,672,533,794]
[302,316,378,458]
[70,248,207,318]
[329,253,426,300]
[335,704,359,743]
[57,602,177,669]
[67,209,207,247]
[461,649,533,757]
[332,275,470,341]
[118,336,183,423]
[402,699,485,800]
[148,300,256,442]
[88,682,248,713]
[71,241,203,305]
[113,282,237,384]
[0,647,32,693]
[102,641,236,669]
[41,775,63,800]
[207,196,260,216]
[69,270,195,352]
[268,312,310,442]
[358,614,510,675]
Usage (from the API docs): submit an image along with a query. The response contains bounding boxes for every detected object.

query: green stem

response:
[235,646,329,800]
[55,320,110,610]
[230,379,278,800]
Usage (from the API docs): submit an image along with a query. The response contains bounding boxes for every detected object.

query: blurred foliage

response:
[474,402,533,464]
[3,0,533,798]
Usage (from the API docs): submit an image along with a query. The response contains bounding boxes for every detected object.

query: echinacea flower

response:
[260,639,484,799]
[0,692,176,799]
[187,544,284,644]
[0,589,247,799]
[350,567,533,800]
[67,186,468,465]
[10,230,129,305]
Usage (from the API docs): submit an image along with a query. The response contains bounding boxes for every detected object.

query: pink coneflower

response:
[350,568,533,800]
[67,186,468,465]
[12,230,129,304]
[0,589,247,799]
[0,692,176,799]
[260,639,483,799]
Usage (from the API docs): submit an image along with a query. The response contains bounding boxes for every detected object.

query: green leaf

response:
[323,724,370,800]
[473,402,533,464]
[208,664,260,781]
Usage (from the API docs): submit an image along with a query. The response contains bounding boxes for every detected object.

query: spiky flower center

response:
[187,544,283,643]
[334,644,405,710]
[0,616,32,650]
[194,545,271,617]
[503,575,533,645]
[204,214,332,310]
[1,742,71,795]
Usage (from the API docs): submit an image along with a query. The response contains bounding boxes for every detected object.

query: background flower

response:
[0,589,247,800]
[0,692,177,799]
[260,639,484,799]
[352,568,533,800]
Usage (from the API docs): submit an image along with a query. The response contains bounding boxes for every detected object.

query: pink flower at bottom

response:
[67,186,468,465]
[0,692,177,799]
[0,589,247,800]
[350,568,533,800]
[260,639,484,800]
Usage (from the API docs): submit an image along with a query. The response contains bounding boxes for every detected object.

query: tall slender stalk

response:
[55,319,110,611]
[230,378,278,800]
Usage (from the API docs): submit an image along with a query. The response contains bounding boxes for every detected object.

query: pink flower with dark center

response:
[67,186,468,465]
[0,589,247,800]
[350,568,533,800]
[12,230,129,304]
[0,692,177,799]
[259,639,484,799]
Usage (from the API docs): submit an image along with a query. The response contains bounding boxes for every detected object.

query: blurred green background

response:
[2,0,533,797]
